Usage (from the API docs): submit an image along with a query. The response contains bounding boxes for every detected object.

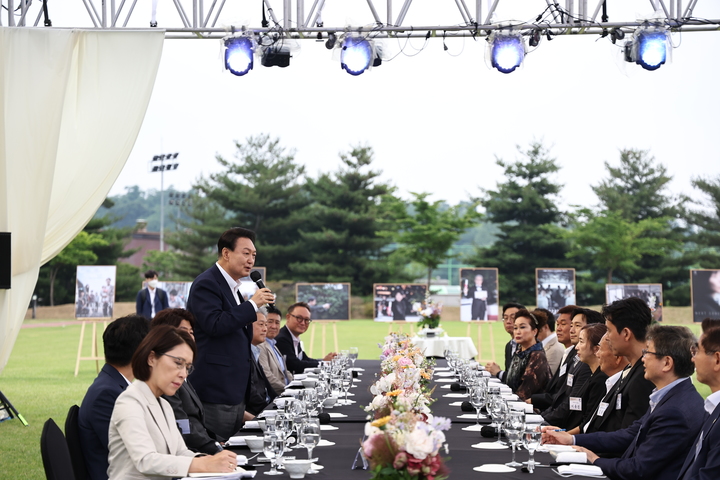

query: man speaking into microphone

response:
[187,227,275,441]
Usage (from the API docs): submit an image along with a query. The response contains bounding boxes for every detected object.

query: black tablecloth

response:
[230,359,599,479]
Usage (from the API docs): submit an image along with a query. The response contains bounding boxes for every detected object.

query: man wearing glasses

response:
[275,302,337,374]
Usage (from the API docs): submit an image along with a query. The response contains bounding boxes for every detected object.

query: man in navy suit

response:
[543,325,705,480]
[275,302,337,374]
[678,318,720,480]
[186,227,275,441]
[135,269,169,319]
[78,315,149,480]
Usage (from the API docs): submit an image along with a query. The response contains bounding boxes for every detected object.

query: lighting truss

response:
[3,0,717,40]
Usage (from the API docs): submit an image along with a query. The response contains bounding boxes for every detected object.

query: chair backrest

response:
[40,418,76,480]
[64,405,88,480]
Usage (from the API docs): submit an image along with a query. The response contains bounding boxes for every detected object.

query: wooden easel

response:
[74,319,108,377]
[387,321,416,336]
[307,321,339,357]
[466,321,495,363]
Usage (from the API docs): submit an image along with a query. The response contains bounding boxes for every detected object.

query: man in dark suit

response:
[151,308,223,455]
[78,315,149,480]
[678,318,720,480]
[585,297,655,434]
[543,325,705,480]
[275,302,337,374]
[468,274,488,320]
[135,269,169,319]
[186,227,275,441]
[485,302,525,381]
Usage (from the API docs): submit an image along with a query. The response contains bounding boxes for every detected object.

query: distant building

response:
[121,220,160,268]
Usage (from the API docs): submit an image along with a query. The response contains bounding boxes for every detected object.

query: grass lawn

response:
[0,319,709,479]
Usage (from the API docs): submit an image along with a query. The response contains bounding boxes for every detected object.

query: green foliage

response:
[141,250,187,280]
[567,209,680,283]
[466,142,568,305]
[94,185,193,232]
[391,193,481,287]
[688,175,720,267]
[290,146,410,294]
[46,231,108,305]
[115,262,143,302]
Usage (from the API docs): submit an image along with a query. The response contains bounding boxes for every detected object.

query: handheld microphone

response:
[250,271,275,308]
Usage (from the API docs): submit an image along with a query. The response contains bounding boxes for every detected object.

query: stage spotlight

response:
[224,36,254,76]
[625,27,669,71]
[489,32,525,74]
[341,36,373,76]
[261,45,292,68]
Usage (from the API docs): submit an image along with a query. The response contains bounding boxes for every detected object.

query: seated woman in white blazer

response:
[108,325,237,479]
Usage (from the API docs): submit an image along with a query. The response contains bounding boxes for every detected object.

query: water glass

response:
[504,410,525,467]
[523,425,542,472]
[263,433,285,475]
[300,418,321,473]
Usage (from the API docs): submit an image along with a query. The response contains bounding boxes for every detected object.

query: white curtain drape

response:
[0,28,165,373]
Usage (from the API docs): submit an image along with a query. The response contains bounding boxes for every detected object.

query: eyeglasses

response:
[160,353,194,375]
[641,349,665,357]
[289,313,312,324]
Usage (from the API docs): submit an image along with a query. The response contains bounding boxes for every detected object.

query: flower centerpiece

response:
[362,333,450,480]
[417,296,443,335]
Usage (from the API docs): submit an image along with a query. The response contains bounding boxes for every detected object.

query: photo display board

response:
[606,283,663,323]
[295,283,351,320]
[536,268,576,315]
[373,284,427,322]
[75,265,117,318]
[691,269,720,322]
[460,268,499,321]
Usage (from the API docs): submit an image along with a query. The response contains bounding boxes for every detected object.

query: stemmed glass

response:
[523,425,542,472]
[469,386,486,427]
[341,369,352,405]
[300,418,321,474]
[489,394,508,445]
[315,382,328,413]
[348,347,359,368]
[504,410,525,467]
[303,388,319,416]
[263,432,285,475]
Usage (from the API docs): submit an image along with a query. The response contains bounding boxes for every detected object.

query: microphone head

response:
[250,271,262,282]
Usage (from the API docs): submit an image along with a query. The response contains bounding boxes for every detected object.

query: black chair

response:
[40,418,76,480]
[64,405,88,480]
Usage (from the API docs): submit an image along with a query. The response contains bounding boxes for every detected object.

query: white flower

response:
[404,425,435,460]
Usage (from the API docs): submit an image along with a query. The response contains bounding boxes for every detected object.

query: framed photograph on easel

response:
[75,265,116,318]
[459,268,499,321]
[295,283,351,320]
[536,268,576,315]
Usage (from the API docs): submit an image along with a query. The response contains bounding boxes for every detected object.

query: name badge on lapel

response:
[597,402,609,417]
[569,397,582,411]
[566,374,574,387]
[559,364,567,377]
[616,393,622,410]
[176,418,191,434]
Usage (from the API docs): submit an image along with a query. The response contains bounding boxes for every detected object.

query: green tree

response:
[466,142,569,305]
[182,134,311,279]
[392,193,481,288]
[689,175,720,264]
[142,250,185,280]
[567,209,678,284]
[47,231,108,306]
[591,149,687,304]
[289,146,408,294]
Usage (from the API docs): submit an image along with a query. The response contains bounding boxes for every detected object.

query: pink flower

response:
[393,452,408,469]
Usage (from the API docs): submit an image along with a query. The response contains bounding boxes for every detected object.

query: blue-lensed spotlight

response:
[341,37,373,76]
[491,34,525,74]
[224,37,254,76]
[636,30,667,71]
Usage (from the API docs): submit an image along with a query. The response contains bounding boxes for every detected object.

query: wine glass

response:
[504,410,525,467]
[523,425,542,472]
[300,418,321,474]
[341,369,352,405]
[469,385,486,427]
[348,347,359,368]
[489,394,508,445]
[263,433,285,475]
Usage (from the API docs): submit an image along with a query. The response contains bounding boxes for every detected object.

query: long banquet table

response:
[229,359,601,479]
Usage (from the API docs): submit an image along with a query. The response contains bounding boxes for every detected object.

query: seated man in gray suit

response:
[258,305,293,396]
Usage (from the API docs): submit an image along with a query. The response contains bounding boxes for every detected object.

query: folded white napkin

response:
[555,452,588,464]
[243,421,260,429]
[556,464,604,477]
[293,374,308,380]
[435,379,455,383]
[183,467,257,479]
[225,436,247,446]
[525,414,544,424]
[537,444,576,453]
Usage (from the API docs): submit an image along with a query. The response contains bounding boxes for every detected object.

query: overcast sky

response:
[50,1,720,211]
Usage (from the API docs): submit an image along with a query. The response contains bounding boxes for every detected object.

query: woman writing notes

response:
[108,325,237,479]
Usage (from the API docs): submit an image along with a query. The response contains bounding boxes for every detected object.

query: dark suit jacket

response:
[246,353,278,416]
[531,346,576,411]
[468,285,487,320]
[163,380,219,455]
[275,326,318,374]
[679,401,720,480]
[586,360,655,433]
[541,357,592,426]
[564,368,608,431]
[186,264,256,405]
[577,378,704,480]
[78,363,129,480]
[135,287,169,319]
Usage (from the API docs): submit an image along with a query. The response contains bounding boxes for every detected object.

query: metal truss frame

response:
[1,0,715,39]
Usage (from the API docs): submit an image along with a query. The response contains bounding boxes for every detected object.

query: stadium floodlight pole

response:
[150,153,180,252]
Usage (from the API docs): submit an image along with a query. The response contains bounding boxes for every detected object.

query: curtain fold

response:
[0,27,165,374]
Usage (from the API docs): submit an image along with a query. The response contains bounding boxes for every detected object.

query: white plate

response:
[434,372,455,377]
[327,413,347,418]
[320,425,338,431]
[462,425,485,432]
[434,367,450,371]
[310,464,324,470]
[471,443,508,450]
[435,379,455,383]
[316,439,335,447]
[473,464,516,473]
[457,413,485,419]
[443,393,468,398]
[440,385,451,389]
[448,401,464,407]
